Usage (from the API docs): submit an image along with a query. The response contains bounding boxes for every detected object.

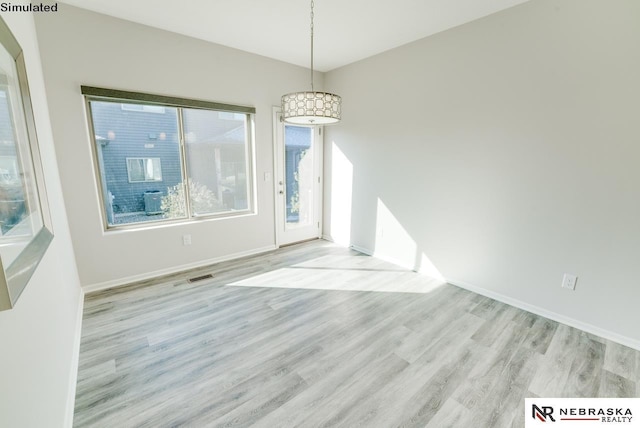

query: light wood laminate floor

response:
[74,240,640,427]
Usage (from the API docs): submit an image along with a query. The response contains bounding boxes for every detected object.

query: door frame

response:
[272,107,323,247]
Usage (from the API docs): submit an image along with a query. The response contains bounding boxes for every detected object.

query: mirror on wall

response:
[0,16,53,310]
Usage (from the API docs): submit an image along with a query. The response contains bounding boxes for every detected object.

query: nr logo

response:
[532,404,556,422]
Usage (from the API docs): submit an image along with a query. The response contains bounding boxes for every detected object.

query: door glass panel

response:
[284,125,313,229]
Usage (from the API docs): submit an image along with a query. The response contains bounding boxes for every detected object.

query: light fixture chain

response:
[310,0,314,92]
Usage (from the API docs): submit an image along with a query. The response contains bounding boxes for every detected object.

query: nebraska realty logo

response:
[525,398,640,427]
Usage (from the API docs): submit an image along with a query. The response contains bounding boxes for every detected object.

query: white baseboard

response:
[82,245,277,293]
[350,244,420,272]
[350,244,640,351]
[447,277,640,351]
[350,244,369,253]
[322,234,353,247]
[64,287,85,427]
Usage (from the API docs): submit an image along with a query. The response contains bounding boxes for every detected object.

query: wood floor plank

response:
[599,369,636,397]
[391,342,484,428]
[294,296,426,385]
[424,398,471,428]
[604,340,637,381]
[324,313,483,428]
[511,310,538,329]
[470,296,503,320]
[521,317,558,355]
[395,290,477,363]
[464,346,541,428]
[294,353,410,428]
[249,325,414,428]
[76,359,115,386]
[470,303,519,347]
[560,333,605,397]
[73,239,640,427]
[528,324,581,397]
[452,322,527,410]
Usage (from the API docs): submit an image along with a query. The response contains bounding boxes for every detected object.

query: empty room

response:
[0,0,639,427]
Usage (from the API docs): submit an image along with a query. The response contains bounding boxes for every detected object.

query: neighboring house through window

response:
[82,86,256,228]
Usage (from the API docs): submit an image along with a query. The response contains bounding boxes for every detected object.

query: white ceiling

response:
[59,0,530,72]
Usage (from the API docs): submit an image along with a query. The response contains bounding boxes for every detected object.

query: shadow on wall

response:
[327,140,445,286]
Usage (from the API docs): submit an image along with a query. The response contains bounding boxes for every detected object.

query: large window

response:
[83,87,255,228]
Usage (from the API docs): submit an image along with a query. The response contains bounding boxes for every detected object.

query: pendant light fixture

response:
[281,0,341,125]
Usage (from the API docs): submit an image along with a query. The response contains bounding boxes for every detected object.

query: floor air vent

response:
[188,274,213,283]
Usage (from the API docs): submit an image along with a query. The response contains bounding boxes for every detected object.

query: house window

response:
[126,158,162,183]
[82,86,255,229]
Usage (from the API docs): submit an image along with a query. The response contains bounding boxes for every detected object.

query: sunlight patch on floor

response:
[228,254,446,294]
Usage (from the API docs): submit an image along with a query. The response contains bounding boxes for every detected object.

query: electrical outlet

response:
[561,273,577,290]
[183,234,192,246]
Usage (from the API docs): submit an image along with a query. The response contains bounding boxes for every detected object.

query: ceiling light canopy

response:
[281,0,341,125]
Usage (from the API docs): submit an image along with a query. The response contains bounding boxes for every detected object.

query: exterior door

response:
[274,110,322,246]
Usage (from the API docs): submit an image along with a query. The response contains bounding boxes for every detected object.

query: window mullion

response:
[177,107,192,218]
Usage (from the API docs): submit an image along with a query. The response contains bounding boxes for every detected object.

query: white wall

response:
[0,7,83,428]
[34,5,323,289]
[324,0,640,347]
